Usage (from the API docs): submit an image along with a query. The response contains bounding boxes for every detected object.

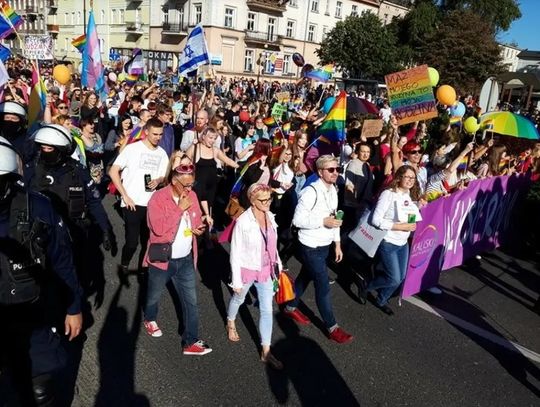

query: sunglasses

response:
[408,150,423,154]
[57,106,68,109]
[174,164,194,174]
[257,197,273,205]
[322,167,339,173]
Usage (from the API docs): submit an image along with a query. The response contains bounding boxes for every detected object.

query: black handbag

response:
[148,243,172,263]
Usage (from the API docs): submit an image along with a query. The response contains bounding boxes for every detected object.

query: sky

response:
[498,0,540,50]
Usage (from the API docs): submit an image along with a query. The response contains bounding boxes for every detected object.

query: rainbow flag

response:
[127,126,144,144]
[0,1,23,31]
[71,34,86,53]
[316,90,346,144]
[272,128,284,147]
[230,154,263,196]
[28,66,47,129]
[81,11,107,98]
[457,155,469,171]
[305,64,334,83]
[263,116,277,127]
[282,122,291,135]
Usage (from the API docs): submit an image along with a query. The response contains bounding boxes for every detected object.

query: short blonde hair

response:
[247,183,272,201]
[316,154,338,170]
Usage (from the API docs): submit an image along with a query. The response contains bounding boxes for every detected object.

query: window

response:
[289,0,297,6]
[283,54,291,74]
[71,12,74,25]
[244,49,254,72]
[286,20,295,38]
[100,9,105,24]
[311,0,319,13]
[110,9,115,24]
[224,7,234,28]
[307,24,316,42]
[119,9,125,24]
[64,12,68,24]
[335,1,342,18]
[322,26,328,41]
[64,38,67,51]
[135,8,140,23]
[76,11,81,25]
[267,17,276,41]
[351,5,358,16]
[163,8,169,23]
[194,4,202,24]
[99,39,104,53]
[247,12,255,31]
[383,13,389,24]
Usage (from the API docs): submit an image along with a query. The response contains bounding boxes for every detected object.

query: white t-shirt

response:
[113,141,169,207]
[171,207,192,259]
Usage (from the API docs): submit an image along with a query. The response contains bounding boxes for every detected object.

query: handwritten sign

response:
[271,103,286,119]
[384,65,437,126]
[275,91,290,103]
[23,35,54,60]
[361,119,384,138]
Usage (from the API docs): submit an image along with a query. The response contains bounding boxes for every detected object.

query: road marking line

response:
[405,296,540,364]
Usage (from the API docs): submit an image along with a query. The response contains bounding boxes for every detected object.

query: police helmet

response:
[0,136,20,175]
[34,124,74,149]
[0,101,27,121]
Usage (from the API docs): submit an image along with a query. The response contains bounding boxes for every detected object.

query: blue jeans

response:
[144,256,199,346]
[287,243,337,330]
[367,240,409,306]
[227,279,274,346]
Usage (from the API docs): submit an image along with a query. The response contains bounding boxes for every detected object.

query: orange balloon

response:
[436,85,457,106]
[53,64,71,85]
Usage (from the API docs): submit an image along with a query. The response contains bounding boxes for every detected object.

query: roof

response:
[517,50,540,60]
[496,72,540,90]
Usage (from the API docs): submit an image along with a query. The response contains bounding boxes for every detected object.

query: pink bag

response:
[218,219,236,244]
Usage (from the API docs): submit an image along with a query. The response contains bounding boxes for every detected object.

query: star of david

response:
[184,45,194,58]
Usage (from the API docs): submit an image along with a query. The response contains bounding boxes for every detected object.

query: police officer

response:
[0,100,31,160]
[24,125,113,288]
[0,136,83,406]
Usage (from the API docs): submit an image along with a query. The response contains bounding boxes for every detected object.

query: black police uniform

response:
[0,183,82,406]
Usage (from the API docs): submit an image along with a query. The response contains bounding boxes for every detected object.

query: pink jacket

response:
[143,185,204,271]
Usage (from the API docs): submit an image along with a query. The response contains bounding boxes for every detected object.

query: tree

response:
[316,12,403,80]
[440,0,521,31]
[418,11,505,93]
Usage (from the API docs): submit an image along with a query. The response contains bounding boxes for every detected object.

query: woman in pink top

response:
[227,183,284,370]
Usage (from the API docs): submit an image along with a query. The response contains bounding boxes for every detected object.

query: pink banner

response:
[402,175,530,298]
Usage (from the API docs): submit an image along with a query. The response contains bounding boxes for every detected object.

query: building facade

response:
[378,0,410,25]
[516,50,540,74]
[499,43,521,72]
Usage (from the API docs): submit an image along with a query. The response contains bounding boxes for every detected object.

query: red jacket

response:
[143,185,203,271]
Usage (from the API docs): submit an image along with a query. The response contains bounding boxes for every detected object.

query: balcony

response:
[47,24,59,33]
[25,4,39,15]
[244,30,282,46]
[246,0,287,16]
[48,0,58,8]
[125,22,144,34]
[162,22,189,35]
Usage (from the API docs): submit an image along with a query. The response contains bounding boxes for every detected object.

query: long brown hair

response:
[487,144,507,176]
[387,165,420,201]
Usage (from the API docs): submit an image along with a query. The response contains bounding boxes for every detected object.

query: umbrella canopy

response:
[480,111,540,140]
[346,97,379,115]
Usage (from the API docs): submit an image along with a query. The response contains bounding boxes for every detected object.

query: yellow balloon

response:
[53,64,71,85]
[428,67,439,87]
[436,85,457,106]
[463,116,480,134]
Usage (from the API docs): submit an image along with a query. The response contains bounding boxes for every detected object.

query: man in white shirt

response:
[109,117,169,280]
[284,155,354,344]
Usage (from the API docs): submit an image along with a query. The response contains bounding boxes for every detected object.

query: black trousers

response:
[121,206,149,268]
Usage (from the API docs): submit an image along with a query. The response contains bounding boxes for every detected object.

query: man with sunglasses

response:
[283,155,354,344]
[142,162,212,355]
[109,118,169,281]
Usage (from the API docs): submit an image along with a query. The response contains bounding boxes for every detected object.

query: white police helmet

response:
[0,101,27,120]
[34,124,73,148]
[0,136,19,175]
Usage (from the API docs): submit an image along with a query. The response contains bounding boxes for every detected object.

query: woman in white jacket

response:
[227,183,283,370]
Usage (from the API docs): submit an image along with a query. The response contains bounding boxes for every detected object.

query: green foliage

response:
[440,0,521,31]
[316,12,403,81]
[417,11,505,93]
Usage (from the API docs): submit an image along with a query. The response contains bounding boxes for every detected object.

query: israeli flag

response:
[178,24,210,77]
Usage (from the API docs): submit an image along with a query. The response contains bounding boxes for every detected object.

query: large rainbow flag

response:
[305,64,334,83]
[316,90,346,144]
[0,1,23,38]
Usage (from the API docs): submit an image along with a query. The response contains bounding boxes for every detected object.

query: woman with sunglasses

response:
[391,140,428,196]
[142,161,213,356]
[360,165,422,315]
[80,117,105,185]
[227,183,284,370]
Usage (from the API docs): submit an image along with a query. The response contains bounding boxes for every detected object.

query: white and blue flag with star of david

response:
[178,24,210,77]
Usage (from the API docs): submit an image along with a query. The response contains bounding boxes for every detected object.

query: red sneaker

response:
[328,327,353,344]
[143,320,163,338]
[183,340,213,356]
[283,308,311,325]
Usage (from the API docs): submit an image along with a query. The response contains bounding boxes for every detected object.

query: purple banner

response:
[402,175,530,298]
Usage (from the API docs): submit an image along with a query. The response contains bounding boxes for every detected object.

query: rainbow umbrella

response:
[480,111,539,140]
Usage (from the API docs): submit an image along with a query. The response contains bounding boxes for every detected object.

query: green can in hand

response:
[335,210,344,221]
[407,213,416,223]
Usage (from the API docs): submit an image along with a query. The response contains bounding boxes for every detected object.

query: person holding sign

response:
[360,165,422,315]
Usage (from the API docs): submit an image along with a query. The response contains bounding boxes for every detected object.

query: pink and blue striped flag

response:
[28,66,47,129]
[81,11,107,98]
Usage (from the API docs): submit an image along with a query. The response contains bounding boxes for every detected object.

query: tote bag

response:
[348,209,387,258]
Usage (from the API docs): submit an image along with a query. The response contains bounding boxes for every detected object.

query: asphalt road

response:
[5,194,540,406]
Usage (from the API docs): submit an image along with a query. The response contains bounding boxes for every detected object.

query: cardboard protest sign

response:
[385,64,437,126]
[275,91,290,103]
[271,103,286,118]
[23,35,54,60]
[361,119,384,138]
